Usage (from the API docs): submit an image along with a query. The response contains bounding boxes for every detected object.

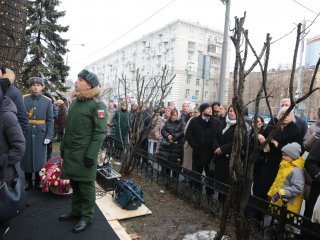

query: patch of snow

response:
[183,230,230,240]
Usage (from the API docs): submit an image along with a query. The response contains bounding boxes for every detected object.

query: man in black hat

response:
[185,102,222,194]
[21,76,54,190]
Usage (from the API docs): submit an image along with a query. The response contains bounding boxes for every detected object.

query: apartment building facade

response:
[86,19,229,106]
[305,35,320,68]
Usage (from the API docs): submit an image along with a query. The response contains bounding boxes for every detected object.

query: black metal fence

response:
[104,137,320,239]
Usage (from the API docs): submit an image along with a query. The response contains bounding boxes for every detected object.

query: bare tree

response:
[114,65,175,176]
[214,13,320,240]
[100,87,114,102]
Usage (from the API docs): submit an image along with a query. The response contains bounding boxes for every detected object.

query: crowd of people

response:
[108,97,320,238]
[1,64,320,238]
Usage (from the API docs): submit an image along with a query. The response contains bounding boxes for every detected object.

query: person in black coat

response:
[280,98,308,140]
[211,100,221,118]
[185,102,221,193]
[157,109,185,176]
[303,139,320,240]
[0,68,28,133]
[257,107,302,201]
[245,115,266,222]
[214,105,237,203]
[0,86,26,238]
[249,115,266,196]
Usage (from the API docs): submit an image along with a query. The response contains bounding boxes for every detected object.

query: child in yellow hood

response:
[268,142,305,214]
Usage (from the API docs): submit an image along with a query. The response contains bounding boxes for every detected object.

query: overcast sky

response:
[58,0,320,80]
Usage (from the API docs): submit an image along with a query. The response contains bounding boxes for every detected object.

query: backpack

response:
[113,179,144,210]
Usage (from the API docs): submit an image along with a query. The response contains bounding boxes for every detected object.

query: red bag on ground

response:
[39,156,71,195]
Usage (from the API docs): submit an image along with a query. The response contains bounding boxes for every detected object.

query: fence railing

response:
[104,137,320,239]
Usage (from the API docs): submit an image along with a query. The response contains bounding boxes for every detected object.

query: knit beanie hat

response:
[211,100,221,107]
[199,102,211,113]
[0,68,15,83]
[78,69,99,88]
[29,77,44,86]
[281,142,301,159]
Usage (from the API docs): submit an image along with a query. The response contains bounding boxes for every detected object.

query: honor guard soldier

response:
[21,77,54,190]
[59,69,108,233]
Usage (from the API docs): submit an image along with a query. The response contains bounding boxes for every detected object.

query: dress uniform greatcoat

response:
[21,93,53,172]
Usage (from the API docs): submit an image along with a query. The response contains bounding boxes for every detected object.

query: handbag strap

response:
[0,157,8,181]
[1,156,8,181]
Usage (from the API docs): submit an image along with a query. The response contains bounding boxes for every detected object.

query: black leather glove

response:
[84,157,94,168]
[60,151,64,159]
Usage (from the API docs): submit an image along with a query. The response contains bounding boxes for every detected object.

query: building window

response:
[186,89,190,96]
[195,90,199,97]
[208,44,216,53]
[198,33,204,41]
[205,91,208,98]
[187,76,191,84]
[196,79,200,85]
[210,56,220,65]
[188,41,196,52]
[205,80,209,85]
[188,53,193,60]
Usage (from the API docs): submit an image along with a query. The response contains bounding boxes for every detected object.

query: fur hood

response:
[71,86,102,100]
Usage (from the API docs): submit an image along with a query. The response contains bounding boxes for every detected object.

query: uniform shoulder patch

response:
[97,109,106,119]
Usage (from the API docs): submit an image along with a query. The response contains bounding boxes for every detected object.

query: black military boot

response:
[24,172,33,191]
[34,172,42,191]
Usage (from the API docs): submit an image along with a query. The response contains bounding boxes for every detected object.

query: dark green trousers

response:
[70,180,96,223]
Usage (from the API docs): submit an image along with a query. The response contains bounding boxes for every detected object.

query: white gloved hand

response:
[44,139,51,145]
[312,195,320,223]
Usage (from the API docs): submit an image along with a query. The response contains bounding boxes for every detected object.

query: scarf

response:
[202,116,210,122]
[223,115,236,134]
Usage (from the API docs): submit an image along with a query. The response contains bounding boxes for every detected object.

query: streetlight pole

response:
[218,0,231,103]
[65,43,85,89]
